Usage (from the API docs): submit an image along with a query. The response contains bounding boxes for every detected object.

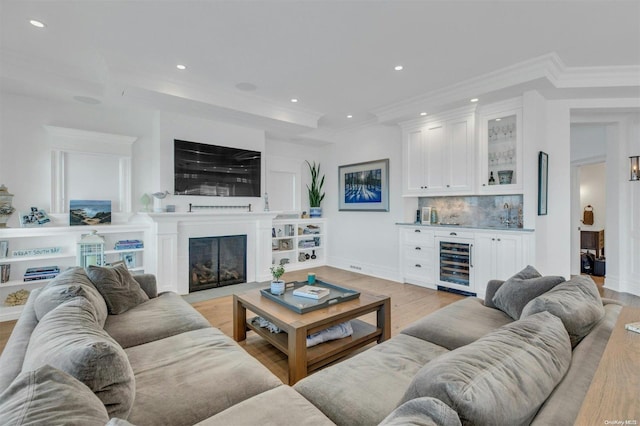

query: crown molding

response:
[372,52,640,124]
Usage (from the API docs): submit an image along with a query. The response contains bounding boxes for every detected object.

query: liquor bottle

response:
[489,171,496,185]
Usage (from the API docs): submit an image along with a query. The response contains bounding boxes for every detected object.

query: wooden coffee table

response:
[233,286,391,385]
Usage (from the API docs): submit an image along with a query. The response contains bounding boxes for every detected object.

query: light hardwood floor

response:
[1,267,638,384]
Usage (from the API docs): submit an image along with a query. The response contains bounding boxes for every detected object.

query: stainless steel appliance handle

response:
[470,244,474,267]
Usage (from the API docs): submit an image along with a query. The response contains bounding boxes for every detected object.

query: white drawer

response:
[400,228,435,247]
[404,263,435,284]
[403,245,434,263]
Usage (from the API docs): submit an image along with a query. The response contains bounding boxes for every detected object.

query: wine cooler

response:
[435,236,475,295]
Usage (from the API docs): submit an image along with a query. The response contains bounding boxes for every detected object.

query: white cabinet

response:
[399,227,435,287]
[474,230,533,299]
[0,224,149,321]
[272,219,326,271]
[478,99,523,194]
[402,107,475,196]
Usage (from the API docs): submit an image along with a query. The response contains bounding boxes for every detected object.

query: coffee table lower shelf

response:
[246,318,381,372]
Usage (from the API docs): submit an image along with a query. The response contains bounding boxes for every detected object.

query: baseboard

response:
[326,256,402,283]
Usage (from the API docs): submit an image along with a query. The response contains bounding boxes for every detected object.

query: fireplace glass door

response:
[189,235,247,292]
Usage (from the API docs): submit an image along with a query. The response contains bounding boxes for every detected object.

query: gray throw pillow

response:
[380,397,461,426]
[21,297,135,419]
[0,365,110,425]
[37,267,108,326]
[402,312,572,426]
[491,265,565,319]
[522,274,605,347]
[86,263,149,315]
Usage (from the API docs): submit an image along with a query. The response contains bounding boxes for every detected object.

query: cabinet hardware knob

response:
[497,238,501,242]
[492,238,495,241]
[415,247,421,250]
[482,184,486,186]
[415,230,421,233]
[446,184,450,187]
[415,264,422,268]
[450,232,457,236]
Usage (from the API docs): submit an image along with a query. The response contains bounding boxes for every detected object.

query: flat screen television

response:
[174,139,261,197]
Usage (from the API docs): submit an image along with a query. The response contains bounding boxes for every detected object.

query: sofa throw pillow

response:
[380,397,461,426]
[522,274,605,348]
[21,297,135,419]
[36,267,108,326]
[491,265,565,320]
[86,262,149,315]
[401,312,572,426]
[0,364,110,426]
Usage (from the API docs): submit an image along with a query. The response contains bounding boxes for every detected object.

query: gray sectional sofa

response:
[0,265,621,426]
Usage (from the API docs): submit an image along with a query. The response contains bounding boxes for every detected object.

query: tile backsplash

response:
[418,195,524,228]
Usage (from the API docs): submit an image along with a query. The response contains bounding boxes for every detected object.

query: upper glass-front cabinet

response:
[479,104,523,193]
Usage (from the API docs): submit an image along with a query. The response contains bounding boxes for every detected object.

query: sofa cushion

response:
[21,297,135,419]
[104,291,211,348]
[491,265,565,320]
[401,297,513,350]
[196,385,336,426]
[379,397,461,426]
[86,263,149,314]
[36,267,108,326]
[124,327,282,426]
[0,365,110,426]
[402,312,572,426]
[522,274,605,347]
[294,334,449,426]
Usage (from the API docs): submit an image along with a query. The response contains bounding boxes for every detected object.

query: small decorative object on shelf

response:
[140,193,152,212]
[77,230,105,267]
[121,252,136,268]
[270,264,286,295]
[152,190,170,213]
[19,207,51,227]
[630,155,640,181]
[1,263,10,283]
[0,184,15,228]
[114,239,144,250]
[0,241,8,258]
[5,289,30,306]
[311,250,317,260]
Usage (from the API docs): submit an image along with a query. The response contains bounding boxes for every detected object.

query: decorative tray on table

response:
[260,280,360,314]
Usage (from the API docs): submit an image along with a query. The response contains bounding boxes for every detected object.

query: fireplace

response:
[189,235,247,292]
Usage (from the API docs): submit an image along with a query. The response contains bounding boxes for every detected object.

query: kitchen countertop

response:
[395,222,535,232]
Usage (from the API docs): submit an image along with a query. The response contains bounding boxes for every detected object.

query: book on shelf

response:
[24,273,59,282]
[114,240,144,250]
[24,266,60,275]
[293,285,330,300]
[625,321,640,334]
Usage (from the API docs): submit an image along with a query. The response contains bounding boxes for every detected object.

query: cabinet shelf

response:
[272,219,326,272]
[0,253,74,263]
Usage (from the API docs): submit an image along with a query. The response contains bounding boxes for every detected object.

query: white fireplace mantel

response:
[135,211,279,294]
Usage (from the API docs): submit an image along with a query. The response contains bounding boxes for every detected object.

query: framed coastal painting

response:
[338,159,389,212]
[70,200,112,226]
[538,151,548,215]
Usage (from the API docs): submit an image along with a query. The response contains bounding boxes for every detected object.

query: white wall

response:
[323,124,404,281]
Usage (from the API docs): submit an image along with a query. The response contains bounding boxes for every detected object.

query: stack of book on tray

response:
[114,240,144,250]
[24,266,60,282]
[293,285,330,300]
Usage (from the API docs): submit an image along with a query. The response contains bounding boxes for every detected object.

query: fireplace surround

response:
[138,211,277,294]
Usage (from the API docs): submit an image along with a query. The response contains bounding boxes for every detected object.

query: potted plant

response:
[306,161,325,217]
[269,264,286,295]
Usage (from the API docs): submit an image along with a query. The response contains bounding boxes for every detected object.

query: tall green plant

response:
[306,161,325,208]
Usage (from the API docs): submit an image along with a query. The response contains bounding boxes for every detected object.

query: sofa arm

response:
[133,274,158,299]
[483,279,505,308]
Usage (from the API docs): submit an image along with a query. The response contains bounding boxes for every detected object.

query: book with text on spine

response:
[293,285,330,300]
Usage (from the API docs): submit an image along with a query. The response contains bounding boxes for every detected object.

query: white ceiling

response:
[1,1,639,142]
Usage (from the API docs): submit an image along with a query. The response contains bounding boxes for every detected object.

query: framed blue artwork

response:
[338,159,389,212]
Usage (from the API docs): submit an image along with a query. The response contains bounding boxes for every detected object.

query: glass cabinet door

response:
[480,106,522,193]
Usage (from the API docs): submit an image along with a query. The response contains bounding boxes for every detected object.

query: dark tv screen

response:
[174,139,261,197]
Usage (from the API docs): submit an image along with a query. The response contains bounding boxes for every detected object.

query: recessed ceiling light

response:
[470,98,479,103]
[495,118,501,121]
[29,19,46,28]
[394,65,404,71]
[347,115,353,119]
[176,64,187,70]
[420,112,427,116]
[290,98,298,103]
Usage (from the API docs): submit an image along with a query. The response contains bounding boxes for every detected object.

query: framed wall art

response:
[538,151,548,215]
[338,159,389,212]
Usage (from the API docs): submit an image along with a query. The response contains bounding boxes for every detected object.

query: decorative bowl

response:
[498,170,513,185]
